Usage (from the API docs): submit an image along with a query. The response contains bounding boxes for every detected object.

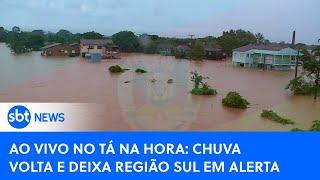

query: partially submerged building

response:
[232,44,300,70]
[205,47,226,60]
[41,43,80,57]
[157,44,173,56]
[80,39,113,57]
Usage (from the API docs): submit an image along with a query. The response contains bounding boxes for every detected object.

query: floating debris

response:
[167,79,173,83]
[150,79,156,83]
[124,81,130,84]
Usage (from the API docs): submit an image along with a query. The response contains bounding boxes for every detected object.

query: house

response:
[69,43,80,56]
[232,44,300,70]
[157,44,173,56]
[205,47,226,60]
[80,39,113,57]
[41,43,80,57]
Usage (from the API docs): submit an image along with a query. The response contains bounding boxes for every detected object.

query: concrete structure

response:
[232,44,300,70]
[42,43,80,57]
[205,47,226,60]
[80,39,113,57]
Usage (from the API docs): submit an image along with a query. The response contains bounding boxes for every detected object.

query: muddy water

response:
[0,43,78,90]
[0,44,318,131]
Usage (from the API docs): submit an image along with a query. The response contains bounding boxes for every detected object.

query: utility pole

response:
[189,34,195,40]
[292,30,299,78]
[188,34,195,46]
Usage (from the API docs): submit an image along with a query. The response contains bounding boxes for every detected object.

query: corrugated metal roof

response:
[234,44,291,52]
[80,39,113,45]
[176,45,191,51]
[42,43,62,50]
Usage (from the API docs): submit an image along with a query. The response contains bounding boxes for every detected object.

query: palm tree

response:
[255,33,265,44]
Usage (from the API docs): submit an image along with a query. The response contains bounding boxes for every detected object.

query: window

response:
[97,46,102,49]
[88,45,94,49]
[265,55,273,64]
[208,52,212,55]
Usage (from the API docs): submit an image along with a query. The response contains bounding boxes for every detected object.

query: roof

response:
[234,44,291,52]
[42,43,62,50]
[176,45,191,51]
[70,43,79,46]
[80,39,113,46]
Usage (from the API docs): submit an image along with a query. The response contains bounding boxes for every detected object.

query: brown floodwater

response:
[0,44,319,131]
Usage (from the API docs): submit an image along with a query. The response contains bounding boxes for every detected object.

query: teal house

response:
[232,44,300,70]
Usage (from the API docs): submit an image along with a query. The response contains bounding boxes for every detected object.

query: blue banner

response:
[0,132,319,179]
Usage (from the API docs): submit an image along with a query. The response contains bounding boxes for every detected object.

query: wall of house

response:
[80,45,106,55]
[70,45,80,55]
[232,51,247,64]
[232,48,299,70]
[43,45,73,57]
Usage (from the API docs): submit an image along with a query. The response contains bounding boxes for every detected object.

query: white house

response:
[232,44,300,70]
[80,39,113,57]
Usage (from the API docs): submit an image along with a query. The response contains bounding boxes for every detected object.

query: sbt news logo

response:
[7,105,65,129]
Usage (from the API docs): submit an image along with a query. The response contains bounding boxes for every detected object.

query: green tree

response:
[312,46,320,57]
[26,33,45,51]
[143,41,158,54]
[56,29,74,43]
[112,31,140,52]
[0,26,7,42]
[303,59,320,99]
[12,26,21,33]
[191,42,204,60]
[82,31,104,39]
[255,33,266,44]
[6,33,28,54]
[217,29,258,56]
[300,49,311,62]
[191,71,203,89]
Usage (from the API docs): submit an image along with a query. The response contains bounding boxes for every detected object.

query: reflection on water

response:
[0,43,78,90]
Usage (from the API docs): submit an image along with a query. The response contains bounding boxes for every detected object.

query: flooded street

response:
[0,44,319,131]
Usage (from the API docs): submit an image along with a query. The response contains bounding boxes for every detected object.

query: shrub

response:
[285,76,313,95]
[291,128,305,132]
[190,71,217,95]
[174,50,191,59]
[135,68,147,73]
[261,110,294,125]
[222,92,250,109]
[109,65,128,73]
[310,120,320,132]
[191,83,217,95]
[191,42,204,60]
